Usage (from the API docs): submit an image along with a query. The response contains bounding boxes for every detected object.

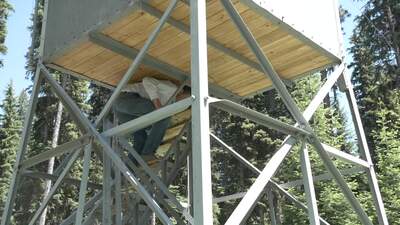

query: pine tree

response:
[10,0,94,223]
[350,0,400,223]
[372,93,400,221]
[0,0,12,67]
[17,90,29,121]
[0,81,23,218]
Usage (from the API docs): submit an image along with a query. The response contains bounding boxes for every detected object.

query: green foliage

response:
[25,0,43,75]
[372,92,400,222]
[0,81,24,218]
[87,84,111,120]
[350,0,400,224]
[0,0,12,67]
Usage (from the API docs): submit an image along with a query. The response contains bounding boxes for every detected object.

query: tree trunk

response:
[38,78,65,225]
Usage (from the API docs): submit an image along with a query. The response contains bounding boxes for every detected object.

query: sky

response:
[341,0,367,63]
[0,0,35,100]
[0,0,366,103]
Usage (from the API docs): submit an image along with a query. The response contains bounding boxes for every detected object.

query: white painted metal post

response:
[188,153,194,216]
[300,143,320,225]
[190,0,213,224]
[341,72,389,225]
[102,120,113,225]
[113,115,123,225]
[75,143,93,225]
[266,189,278,225]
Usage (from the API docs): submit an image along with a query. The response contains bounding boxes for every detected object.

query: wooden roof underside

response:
[51,0,339,97]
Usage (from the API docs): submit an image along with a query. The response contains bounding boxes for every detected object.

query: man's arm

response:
[142,77,162,109]
[152,98,162,109]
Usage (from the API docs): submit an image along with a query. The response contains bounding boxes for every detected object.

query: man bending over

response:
[114,77,190,163]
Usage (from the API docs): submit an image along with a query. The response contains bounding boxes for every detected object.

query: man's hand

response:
[152,98,162,109]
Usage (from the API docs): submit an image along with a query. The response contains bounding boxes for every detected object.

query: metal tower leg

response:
[113,141,123,225]
[1,69,42,225]
[102,120,113,225]
[266,189,278,225]
[190,0,213,224]
[188,148,194,217]
[340,72,389,225]
[300,143,320,225]
[75,142,93,225]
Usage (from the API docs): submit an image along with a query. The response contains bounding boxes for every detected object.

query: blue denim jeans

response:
[114,93,170,155]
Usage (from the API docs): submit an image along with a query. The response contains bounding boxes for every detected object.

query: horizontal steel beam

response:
[280,166,365,189]
[213,192,246,204]
[210,97,311,137]
[22,170,102,190]
[89,32,242,102]
[20,135,91,170]
[102,97,192,137]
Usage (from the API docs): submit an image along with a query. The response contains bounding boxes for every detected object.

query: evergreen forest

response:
[0,0,399,224]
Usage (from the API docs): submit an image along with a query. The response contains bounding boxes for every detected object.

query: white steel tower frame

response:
[1,0,388,224]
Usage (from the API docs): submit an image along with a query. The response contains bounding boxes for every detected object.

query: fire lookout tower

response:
[1,0,388,225]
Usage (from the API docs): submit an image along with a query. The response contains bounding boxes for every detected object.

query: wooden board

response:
[157,109,191,157]
[51,0,339,97]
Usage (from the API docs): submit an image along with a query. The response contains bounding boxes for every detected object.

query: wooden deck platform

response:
[156,109,190,156]
[49,0,340,97]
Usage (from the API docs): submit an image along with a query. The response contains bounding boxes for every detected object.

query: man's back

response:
[123,77,177,105]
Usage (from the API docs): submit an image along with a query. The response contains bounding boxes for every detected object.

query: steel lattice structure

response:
[0,0,388,225]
